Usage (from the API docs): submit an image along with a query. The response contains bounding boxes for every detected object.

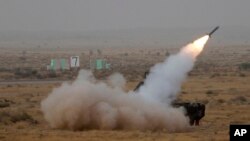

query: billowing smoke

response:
[137,35,209,104]
[41,35,209,131]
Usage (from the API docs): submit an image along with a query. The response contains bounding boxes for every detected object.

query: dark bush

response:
[14,68,38,78]
[210,73,220,78]
[206,90,214,95]
[239,73,246,77]
[36,73,44,79]
[239,62,250,70]
[124,53,128,56]
[48,71,57,78]
[230,96,247,104]
[0,67,11,72]
[31,70,37,75]
[0,111,38,124]
[97,49,102,55]
[10,112,33,123]
[0,102,10,108]
[217,99,225,104]
[0,111,10,122]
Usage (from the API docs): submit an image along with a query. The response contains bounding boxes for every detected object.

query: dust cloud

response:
[41,36,209,131]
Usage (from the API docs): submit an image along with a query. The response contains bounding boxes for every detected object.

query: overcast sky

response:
[0,0,250,31]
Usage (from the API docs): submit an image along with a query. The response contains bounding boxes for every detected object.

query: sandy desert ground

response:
[0,45,250,141]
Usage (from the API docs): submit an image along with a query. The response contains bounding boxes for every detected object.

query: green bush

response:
[239,62,250,70]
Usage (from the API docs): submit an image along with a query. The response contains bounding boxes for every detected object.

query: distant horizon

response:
[0,26,249,48]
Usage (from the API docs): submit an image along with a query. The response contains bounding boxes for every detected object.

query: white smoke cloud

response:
[137,44,196,104]
[41,36,208,131]
[107,73,126,89]
[41,70,188,131]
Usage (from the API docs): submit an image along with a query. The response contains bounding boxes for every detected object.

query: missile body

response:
[208,26,219,37]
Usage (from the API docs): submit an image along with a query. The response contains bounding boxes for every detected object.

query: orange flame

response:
[193,35,209,51]
[181,35,209,59]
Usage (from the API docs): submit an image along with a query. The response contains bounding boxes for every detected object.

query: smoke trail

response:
[41,36,208,131]
[138,35,209,104]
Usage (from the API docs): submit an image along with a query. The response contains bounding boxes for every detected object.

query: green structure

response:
[95,59,111,70]
[96,59,103,70]
[60,59,66,71]
[105,63,111,69]
[50,59,56,71]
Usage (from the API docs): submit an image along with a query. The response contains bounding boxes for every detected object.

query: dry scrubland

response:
[0,45,250,141]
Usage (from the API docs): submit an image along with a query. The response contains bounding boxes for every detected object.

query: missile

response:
[208,26,219,37]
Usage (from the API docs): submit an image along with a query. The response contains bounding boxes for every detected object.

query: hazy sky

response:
[0,0,250,31]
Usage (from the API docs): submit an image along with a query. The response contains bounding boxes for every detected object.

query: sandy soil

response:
[0,46,250,141]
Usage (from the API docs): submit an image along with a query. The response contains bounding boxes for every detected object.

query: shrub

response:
[124,53,128,56]
[0,111,38,124]
[206,90,214,95]
[48,71,57,78]
[10,112,33,123]
[230,96,247,104]
[239,62,250,70]
[14,68,38,78]
[0,102,10,108]
[210,73,220,78]
[217,99,225,104]
[239,73,246,77]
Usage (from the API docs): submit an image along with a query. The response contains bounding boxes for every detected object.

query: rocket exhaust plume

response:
[137,35,209,104]
[41,35,209,131]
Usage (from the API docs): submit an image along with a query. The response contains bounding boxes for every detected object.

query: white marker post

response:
[70,56,80,68]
